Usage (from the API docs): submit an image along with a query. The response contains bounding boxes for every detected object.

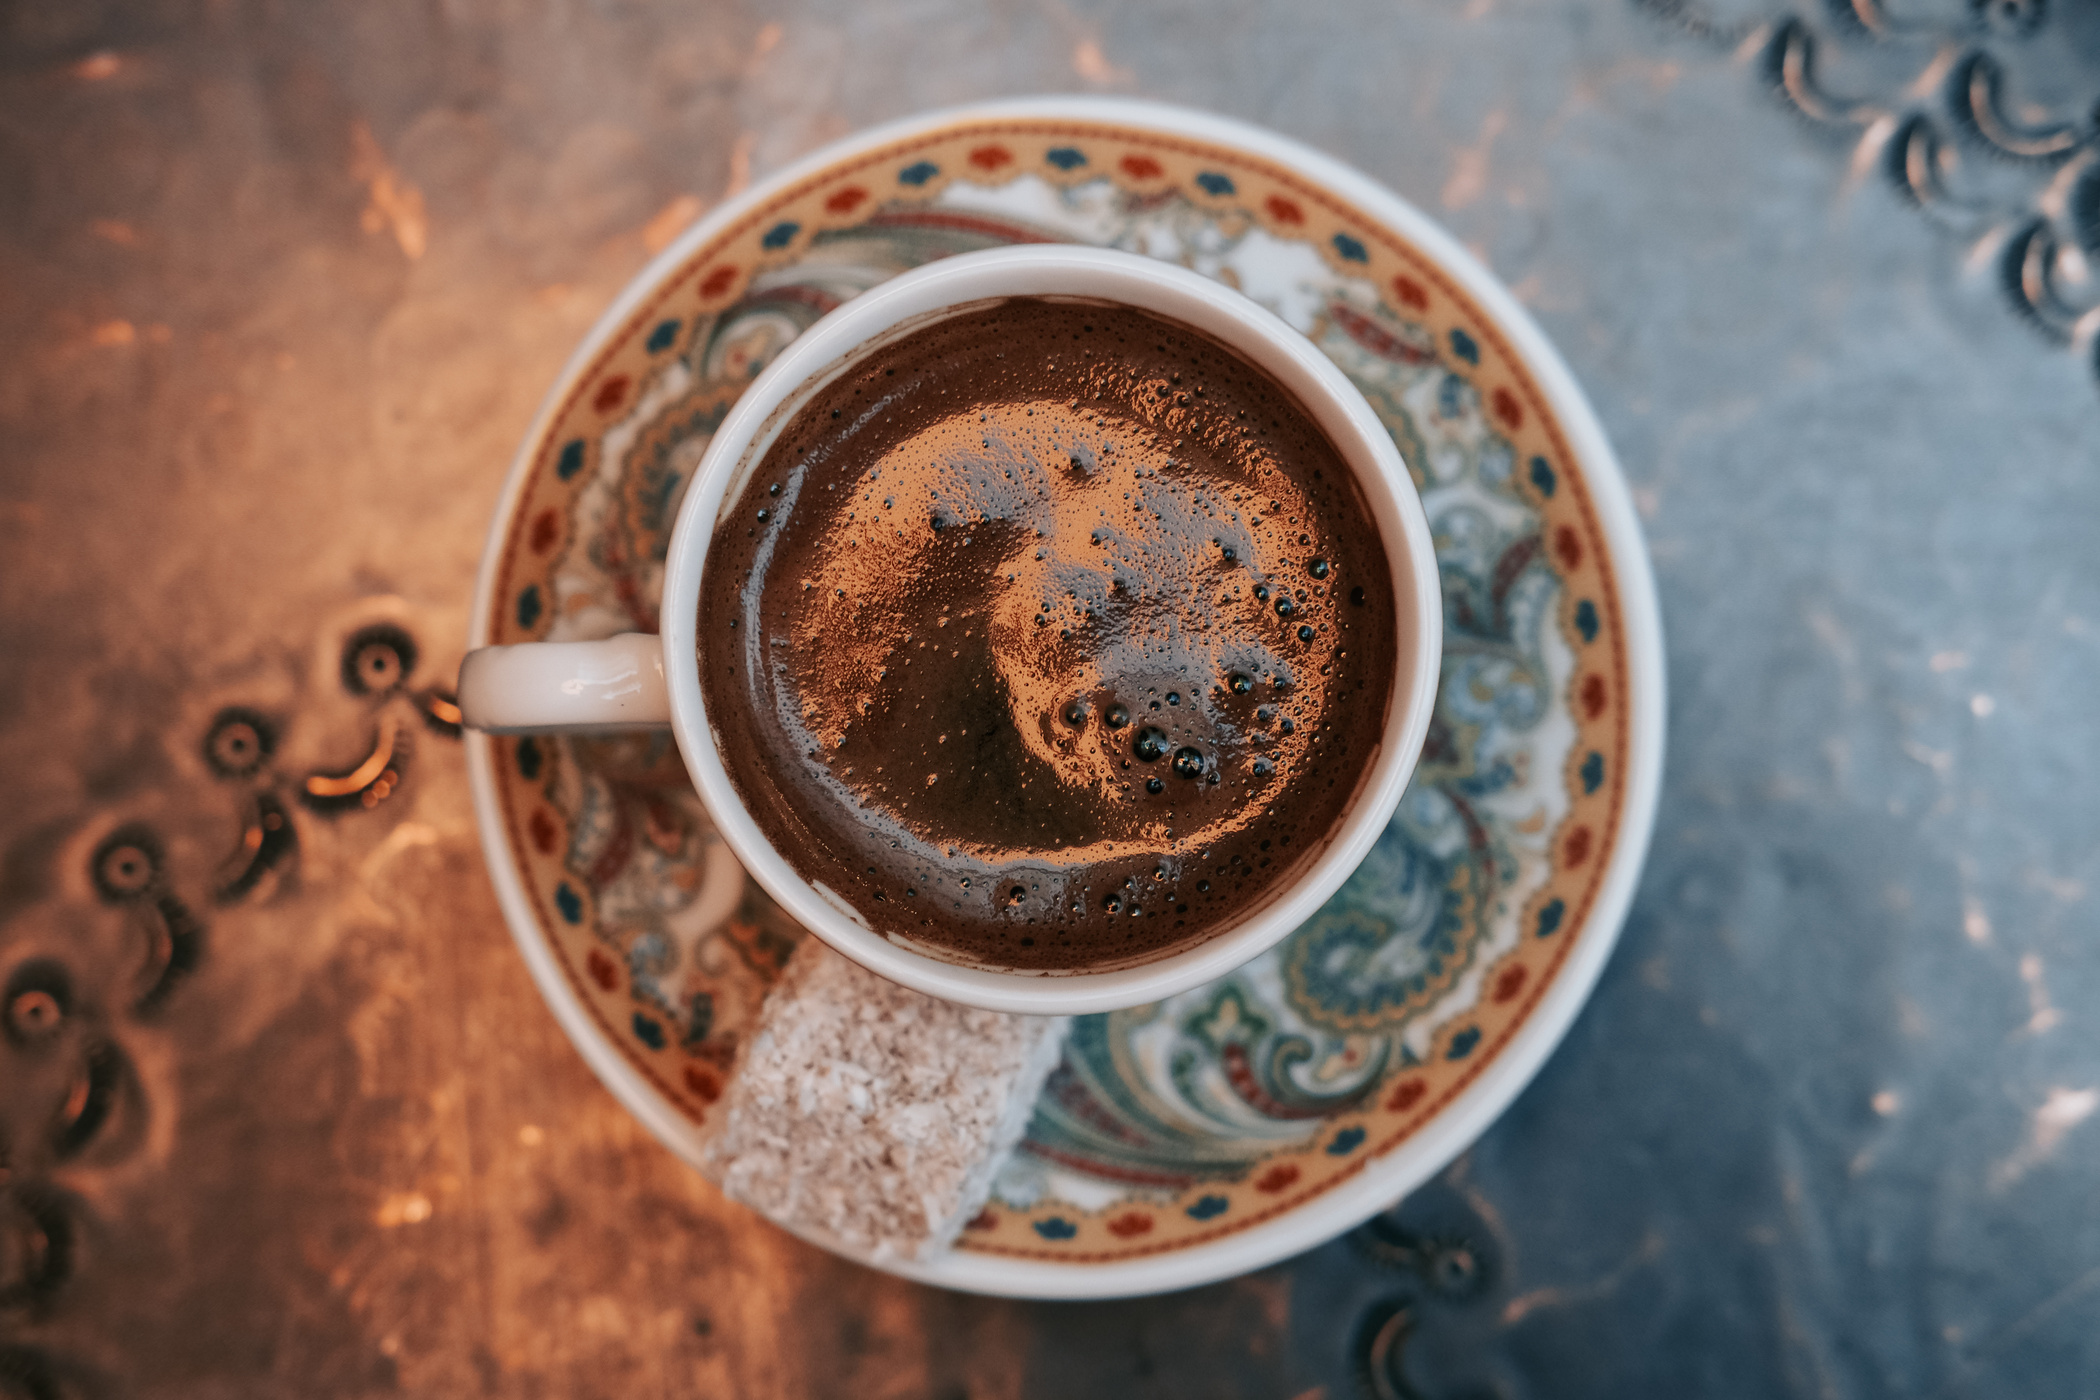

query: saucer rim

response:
[465,92,1666,1300]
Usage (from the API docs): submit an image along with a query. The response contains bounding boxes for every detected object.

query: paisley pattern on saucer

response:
[482,117,1634,1265]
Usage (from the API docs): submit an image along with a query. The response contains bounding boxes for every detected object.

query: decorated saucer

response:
[464,96,1664,1299]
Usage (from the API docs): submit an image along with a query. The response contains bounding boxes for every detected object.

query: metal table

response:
[3,0,2096,1394]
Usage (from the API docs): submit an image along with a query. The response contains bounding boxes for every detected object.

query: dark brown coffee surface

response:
[698,296,1397,971]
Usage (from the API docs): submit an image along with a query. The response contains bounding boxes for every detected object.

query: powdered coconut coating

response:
[705,941,1068,1262]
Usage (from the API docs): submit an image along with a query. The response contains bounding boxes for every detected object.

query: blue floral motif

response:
[1529,456,1556,497]
[1033,1217,1079,1240]
[684,990,716,1047]
[626,930,676,1008]
[1332,232,1369,262]
[1581,751,1605,794]
[1186,1195,1230,1220]
[646,318,682,353]
[1437,372,1468,421]
[761,221,800,250]
[556,439,586,480]
[1019,1007,1375,1190]
[1327,1126,1367,1156]
[1449,328,1480,364]
[611,385,740,568]
[554,882,583,924]
[1195,171,1235,195]
[898,161,939,186]
[1282,829,1469,1030]
[631,1012,666,1050]
[516,584,543,630]
[1574,599,1600,643]
[1046,147,1088,170]
[1446,1027,1481,1060]
[1186,983,1271,1051]
[1536,898,1566,938]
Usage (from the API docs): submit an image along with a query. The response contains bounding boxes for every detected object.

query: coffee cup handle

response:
[456,633,672,733]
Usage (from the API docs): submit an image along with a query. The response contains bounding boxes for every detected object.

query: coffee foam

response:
[701,298,1396,970]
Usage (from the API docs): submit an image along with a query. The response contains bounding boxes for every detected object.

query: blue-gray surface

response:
[1,0,2095,1396]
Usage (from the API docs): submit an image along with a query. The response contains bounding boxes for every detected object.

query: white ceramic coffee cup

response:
[458,244,1442,1015]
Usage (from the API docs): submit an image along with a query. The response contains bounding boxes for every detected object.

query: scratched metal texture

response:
[3,0,2097,1396]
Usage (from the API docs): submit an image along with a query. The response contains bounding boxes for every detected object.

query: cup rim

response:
[656,244,1442,1015]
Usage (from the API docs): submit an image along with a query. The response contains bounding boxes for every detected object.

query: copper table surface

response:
[5,1,2100,1396]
